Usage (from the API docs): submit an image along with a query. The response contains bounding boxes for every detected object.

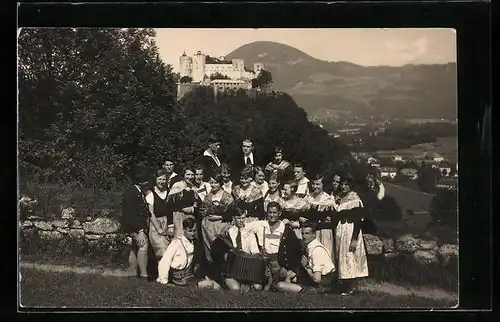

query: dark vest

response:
[153,190,170,221]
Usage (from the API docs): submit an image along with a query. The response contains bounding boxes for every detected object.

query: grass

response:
[19,268,456,309]
[383,181,435,213]
[378,136,458,164]
[367,254,457,293]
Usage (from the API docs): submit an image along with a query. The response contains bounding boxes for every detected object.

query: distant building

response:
[379,167,398,179]
[438,165,452,176]
[337,128,361,136]
[400,168,419,180]
[435,178,458,190]
[179,50,263,83]
[393,155,403,162]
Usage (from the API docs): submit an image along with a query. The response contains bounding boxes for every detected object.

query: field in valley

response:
[378,136,458,163]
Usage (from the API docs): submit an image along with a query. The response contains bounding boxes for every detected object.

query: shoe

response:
[340,289,354,296]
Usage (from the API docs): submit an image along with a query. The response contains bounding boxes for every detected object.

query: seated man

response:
[275,221,335,293]
[246,201,302,290]
[157,217,220,290]
[220,207,265,292]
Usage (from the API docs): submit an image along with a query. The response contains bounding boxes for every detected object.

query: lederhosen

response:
[170,239,198,286]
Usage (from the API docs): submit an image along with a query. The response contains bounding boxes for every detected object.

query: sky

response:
[155,28,457,72]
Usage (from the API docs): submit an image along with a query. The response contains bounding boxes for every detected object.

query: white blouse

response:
[227,226,260,255]
[246,220,285,254]
[296,177,310,197]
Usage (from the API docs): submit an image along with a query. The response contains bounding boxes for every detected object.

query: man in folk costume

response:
[246,201,302,290]
[218,207,265,292]
[329,173,369,295]
[162,159,181,190]
[157,217,220,289]
[193,164,212,202]
[275,221,336,293]
[293,163,310,199]
[198,133,222,177]
[120,166,152,279]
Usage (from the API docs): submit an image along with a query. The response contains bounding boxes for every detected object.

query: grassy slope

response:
[19,268,456,309]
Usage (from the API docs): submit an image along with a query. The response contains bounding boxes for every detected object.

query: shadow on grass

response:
[19,268,456,309]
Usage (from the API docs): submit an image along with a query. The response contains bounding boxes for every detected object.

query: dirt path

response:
[19,261,457,302]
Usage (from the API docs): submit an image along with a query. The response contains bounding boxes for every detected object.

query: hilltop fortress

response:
[180,50,264,82]
[177,51,265,101]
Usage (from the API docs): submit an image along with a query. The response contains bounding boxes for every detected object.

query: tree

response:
[252,69,273,88]
[210,72,230,80]
[179,76,193,83]
[18,28,180,188]
[429,189,458,228]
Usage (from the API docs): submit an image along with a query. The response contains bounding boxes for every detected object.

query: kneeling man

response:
[275,221,335,293]
[157,217,220,289]
[221,207,265,291]
[246,201,302,289]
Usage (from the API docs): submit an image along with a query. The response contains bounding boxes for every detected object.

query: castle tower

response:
[231,59,244,79]
[253,62,264,75]
[232,59,244,72]
[192,50,206,83]
[179,51,193,78]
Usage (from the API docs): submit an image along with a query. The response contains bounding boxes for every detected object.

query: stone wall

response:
[363,233,458,267]
[19,207,131,264]
[19,206,458,270]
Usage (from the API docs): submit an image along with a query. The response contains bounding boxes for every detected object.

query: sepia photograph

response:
[18,27,459,309]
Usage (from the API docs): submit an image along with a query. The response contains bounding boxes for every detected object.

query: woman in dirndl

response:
[145,169,174,261]
[200,171,234,268]
[167,164,201,238]
[263,172,285,211]
[281,180,310,240]
[264,146,292,180]
[232,165,264,223]
[252,166,269,197]
[304,173,336,256]
[331,174,369,295]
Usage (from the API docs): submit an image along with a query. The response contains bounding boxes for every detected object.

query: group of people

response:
[121,134,386,295]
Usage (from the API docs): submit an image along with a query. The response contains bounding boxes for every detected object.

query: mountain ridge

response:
[226,41,457,119]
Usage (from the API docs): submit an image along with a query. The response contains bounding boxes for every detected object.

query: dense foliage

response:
[18,28,182,189]
[179,76,192,83]
[428,189,458,228]
[252,69,273,88]
[18,28,402,221]
[176,86,363,181]
[209,72,230,80]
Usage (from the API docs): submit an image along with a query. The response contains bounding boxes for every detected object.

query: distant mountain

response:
[226,41,457,119]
